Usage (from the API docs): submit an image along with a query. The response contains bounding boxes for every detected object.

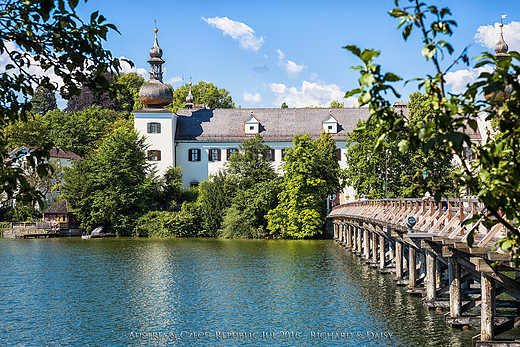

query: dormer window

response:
[245,113,260,134]
[323,114,338,134]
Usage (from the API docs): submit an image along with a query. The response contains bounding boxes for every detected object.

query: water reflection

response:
[0,238,475,346]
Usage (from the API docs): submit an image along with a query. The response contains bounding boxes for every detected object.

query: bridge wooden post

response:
[409,246,416,288]
[347,224,352,249]
[395,240,403,281]
[389,235,395,265]
[448,257,461,320]
[357,224,362,254]
[379,232,385,270]
[426,250,437,304]
[353,225,357,250]
[480,272,496,341]
[372,229,378,265]
[363,228,370,260]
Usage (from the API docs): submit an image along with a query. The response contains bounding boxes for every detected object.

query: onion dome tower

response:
[484,19,511,102]
[133,27,177,178]
[494,22,509,60]
[139,28,173,108]
[185,82,195,109]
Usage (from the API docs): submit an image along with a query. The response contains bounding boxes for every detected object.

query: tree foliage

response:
[30,85,57,115]
[267,132,344,238]
[116,72,145,113]
[133,208,200,238]
[48,106,125,157]
[0,0,124,206]
[345,92,457,198]
[196,135,280,238]
[62,126,155,235]
[196,171,236,237]
[225,134,277,188]
[168,81,235,112]
[346,0,520,263]
[330,100,345,108]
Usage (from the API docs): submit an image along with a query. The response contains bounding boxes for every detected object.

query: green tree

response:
[30,85,57,115]
[266,132,344,238]
[345,1,520,262]
[345,92,457,199]
[196,171,237,237]
[168,81,234,112]
[225,134,277,188]
[63,127,156,235]
[3,112,50,148]
[115,72,145,113]
[281,102,288,108]
[48,106,125,157]
[329,100,345,108]
[0,0,124,205]
[219,135,281,238]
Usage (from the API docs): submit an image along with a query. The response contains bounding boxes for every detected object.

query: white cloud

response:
[475,21,520,52]
[269,80,356,108]
[119,56,147,77]
[276,49,305,76]
[243,90,262,103]
[444,66,493,94]
[202,16,264,52]
[165,76,182,85]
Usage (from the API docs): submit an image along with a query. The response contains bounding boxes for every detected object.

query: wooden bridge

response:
[328,198,520,346]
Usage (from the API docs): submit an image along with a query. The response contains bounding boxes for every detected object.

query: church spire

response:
[148,27,165,81]
[185,80,195,109]
[494,15,509,58]
[138,27,173,108]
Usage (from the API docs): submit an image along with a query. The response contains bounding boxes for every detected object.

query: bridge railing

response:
[329,198,506,250]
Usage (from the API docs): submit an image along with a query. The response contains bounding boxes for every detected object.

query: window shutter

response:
[217,149,221,161]
[337,148,342,161]
[208,150,212,161]
[271,149,275,161]
[196,149,201,161]
[157,123,161,133]
[227,148,231,159]
[147,123,151,133]
[157,150,161,161]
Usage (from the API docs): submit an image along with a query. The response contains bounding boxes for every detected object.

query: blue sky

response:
[53,1,520,108]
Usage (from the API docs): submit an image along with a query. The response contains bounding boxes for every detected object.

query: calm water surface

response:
[0,238,475,346]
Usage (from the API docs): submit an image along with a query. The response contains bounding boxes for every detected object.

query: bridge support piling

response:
[448,258,462,325]
[395,241,403,281]
[363,227,370,260]
[356,225,362,255]
[372,230,378,266]
[347,224,353,249]
[425,250,437,307]
[480,273,496,341]
[409,247,416,289]
[379,233,385,270]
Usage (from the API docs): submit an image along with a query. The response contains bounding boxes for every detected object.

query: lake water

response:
[0,238,475,346]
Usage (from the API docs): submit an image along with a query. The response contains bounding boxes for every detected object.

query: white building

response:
[133,29,406,204]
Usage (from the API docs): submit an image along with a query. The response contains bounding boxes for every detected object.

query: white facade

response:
[133,107,376,203]
[133,109,177,176]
